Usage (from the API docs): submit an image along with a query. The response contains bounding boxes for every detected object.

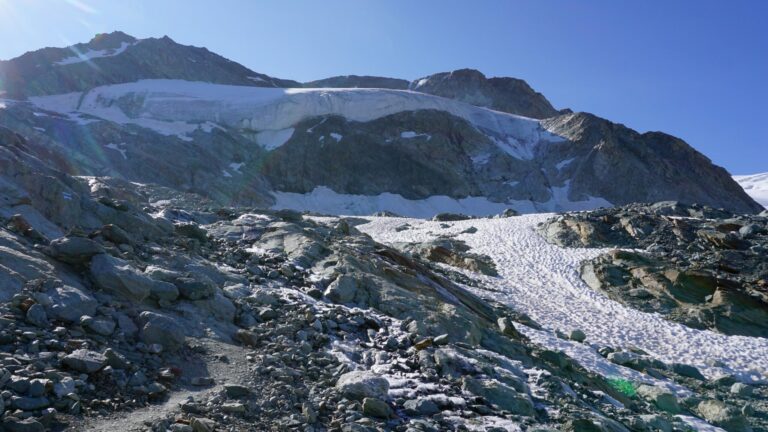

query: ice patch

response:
[104,142,128,160]
[400,131,431,140]
[229,162,244,173]
[330,132,342,142]
[556,157,575,170]
[734,172,768,208]
[56,41,136,66]
[255,128,295,151]
[471,153,492,165]
[272,184,611,218]
[271,186,512,218]
[356,215,768,384]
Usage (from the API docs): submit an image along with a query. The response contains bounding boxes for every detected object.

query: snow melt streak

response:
[357,215,768,384]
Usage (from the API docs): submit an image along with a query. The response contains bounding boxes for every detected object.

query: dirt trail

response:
[79,338,250,431]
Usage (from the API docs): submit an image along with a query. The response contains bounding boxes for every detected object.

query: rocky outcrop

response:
[541,113,763,214]
[411,68,561,119]
[541,202,768,336]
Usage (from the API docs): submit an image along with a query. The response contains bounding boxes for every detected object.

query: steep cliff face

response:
[541,113,763,213]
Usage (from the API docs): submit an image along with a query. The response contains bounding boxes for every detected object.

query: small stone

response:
[362,398,392,418]
[403,398,440,415]
[224,384,251,398]
[53,377,75,398]
[672,363,705,380]
[497,317,519,337]
[730,382,753,397]
[433,334,449,346]
[569,329,587,342]
[190,417,216,432]
[413,338,433,350]
[222,402,246,414]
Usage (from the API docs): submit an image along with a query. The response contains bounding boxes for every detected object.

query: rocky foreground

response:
[0,157,767,432]
[0,115,765,431]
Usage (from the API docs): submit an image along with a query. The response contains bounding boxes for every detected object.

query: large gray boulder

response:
[47,236,104,265]
[335,371,389,401]
[63,349,107,373]
[46,284,98,323]
[137,311,186,351]
[461,377,534,416]
[697,400,750,432]
[89,254,153,301]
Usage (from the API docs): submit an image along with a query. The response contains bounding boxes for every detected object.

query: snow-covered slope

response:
[358,215,768,384]
[734,173,768,208]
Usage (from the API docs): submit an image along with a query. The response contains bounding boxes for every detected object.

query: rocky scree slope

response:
[1,129,759,431]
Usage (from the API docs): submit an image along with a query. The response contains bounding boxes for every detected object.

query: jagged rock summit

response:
[0,31,762,217]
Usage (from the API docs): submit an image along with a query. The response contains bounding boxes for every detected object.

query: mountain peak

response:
[411,69,560,119]
[87,31,137,49]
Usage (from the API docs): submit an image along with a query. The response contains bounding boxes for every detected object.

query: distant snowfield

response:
[271,185,612,217]
[734,173,768,208]
[28,79,564,158]
[357,215,768,385]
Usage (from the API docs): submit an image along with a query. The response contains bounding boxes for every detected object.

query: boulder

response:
[324,274,358,304]
[25,304,48,328]
[461,377,534,416]
[150,280,179,301]
[636,385,680,414]
[89,254,153,301]
[335,371,389,401]
[46,284,98,323]
[101,224,133,245]
[3,417,45,432]
[47,236,104,265]
[175,276,216,300]
[137,311,186,351]
[362,397,392,418]
[697,400,750,432]
[672,363,705,380]
[403,398,440,415]
[63,349,106,373]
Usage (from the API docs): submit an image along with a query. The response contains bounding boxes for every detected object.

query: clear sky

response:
[0,0,765,174]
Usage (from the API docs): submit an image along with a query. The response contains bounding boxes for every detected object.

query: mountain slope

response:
[734,172,768,208]
[0,32,762,216]
[0,31,299,98]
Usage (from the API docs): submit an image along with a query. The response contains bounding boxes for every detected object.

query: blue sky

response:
[1,0,765,174]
